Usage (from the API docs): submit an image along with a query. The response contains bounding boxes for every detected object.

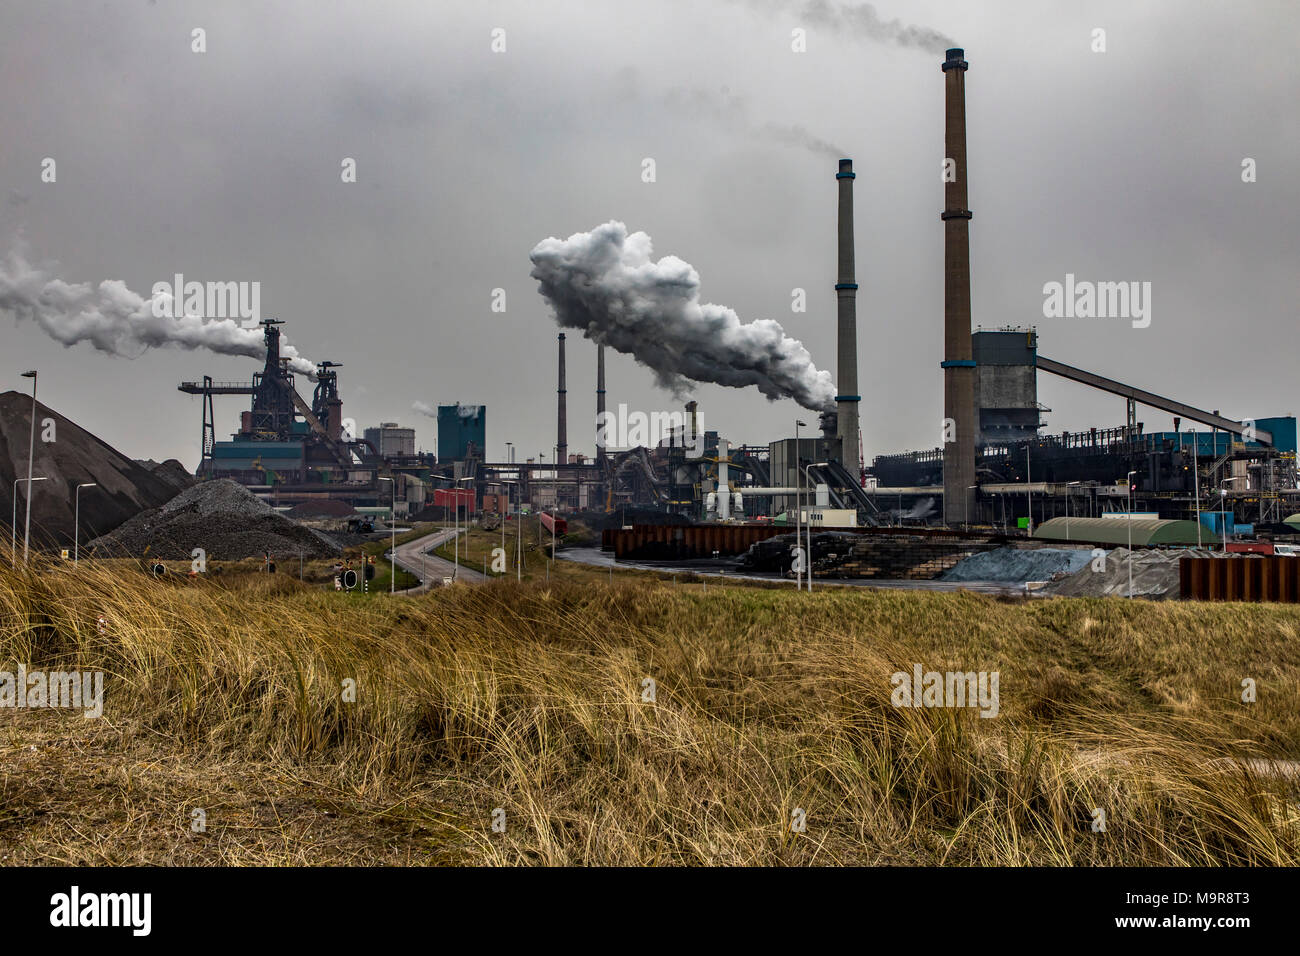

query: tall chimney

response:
[596,344,606,466]
[835,159,860,479]
[557,332,568,465]
[941,47,976,526]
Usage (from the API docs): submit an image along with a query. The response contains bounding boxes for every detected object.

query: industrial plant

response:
[130,46,1297,599]
[5,0,1300,889]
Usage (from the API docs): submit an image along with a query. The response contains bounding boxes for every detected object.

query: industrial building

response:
[176,47,1297,546]
[364,423,415,459]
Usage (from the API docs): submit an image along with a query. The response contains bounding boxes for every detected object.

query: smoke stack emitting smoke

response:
[529,221,835,411]
[0,247,315,376]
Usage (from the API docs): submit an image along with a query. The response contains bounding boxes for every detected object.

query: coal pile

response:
[0,390,179,547]
[134,459,198,496]
[86,479,343,560]
[737,532,859,574]
[286,499,357,518]
[942,547,1095,583]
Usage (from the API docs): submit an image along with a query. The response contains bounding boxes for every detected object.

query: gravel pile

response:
[87,479,343,560]
[286,499,357,518]
[942,546,1095,583]
[134,458,198,496]
[1041,547,1203,599]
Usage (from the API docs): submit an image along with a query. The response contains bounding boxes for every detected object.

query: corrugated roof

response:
[1032,516,1220,546]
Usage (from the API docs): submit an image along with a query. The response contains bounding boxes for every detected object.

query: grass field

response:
[1,550,1298,865]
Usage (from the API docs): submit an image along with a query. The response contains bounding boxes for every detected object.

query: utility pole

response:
[74,482,97,564]
[20,370,37,562]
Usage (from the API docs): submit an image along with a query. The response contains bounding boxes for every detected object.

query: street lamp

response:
[453,476,473,579]
[794,420,806,590]
[20,370,37,562]
[75,482,97,564]
[1125,470,1137,598]
[1220,477,1242,553]
[966,484,978,533]
[377,476,395,593]
[502,479,521,581]
[1191,427,1202,548]
[12,476,47,561]
[800,462,831,593]
[1025,443,1033,536]
[1065,481,1081,541]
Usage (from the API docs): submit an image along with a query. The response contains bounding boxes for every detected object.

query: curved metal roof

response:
[1032,516,1220,546]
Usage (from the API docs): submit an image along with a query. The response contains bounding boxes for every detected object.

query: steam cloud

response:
[412,401,438,418]
[529,221,835,411]
[736,0,955,52]
[0,247,315,376]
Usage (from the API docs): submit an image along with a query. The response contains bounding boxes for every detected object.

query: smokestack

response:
[941,47,976,526]
[596,344,606,465]
[557,332,568,465]
[835,159,860,478]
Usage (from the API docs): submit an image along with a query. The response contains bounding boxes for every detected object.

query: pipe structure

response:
[941,47,977,526]
[835,159,860,480]
[557,333,568,466]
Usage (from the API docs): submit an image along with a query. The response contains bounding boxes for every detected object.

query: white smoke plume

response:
[412,401,438,418]
[735,0,955,52]
[0,247,315,376]
[529,221,835,411]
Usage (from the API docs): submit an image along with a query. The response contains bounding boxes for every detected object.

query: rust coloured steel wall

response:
[1180,556,1300,602]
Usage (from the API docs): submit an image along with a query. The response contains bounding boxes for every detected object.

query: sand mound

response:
[1042,547,1208,599]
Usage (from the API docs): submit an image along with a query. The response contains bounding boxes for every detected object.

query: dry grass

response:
[1,552,1298,866]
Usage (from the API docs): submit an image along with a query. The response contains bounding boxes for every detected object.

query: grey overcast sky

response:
[1,0,1296,468]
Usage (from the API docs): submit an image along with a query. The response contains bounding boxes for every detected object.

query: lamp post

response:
[12,476,47,562]
[794,420,806,590]
[1126,470,1137,598]
[1191,428,1202,548]
[1220,477,1242,553]
[454,475,473,580]
[377,476,395,593]
[75,482,97,564]
[1025,443,1033,536]
[800,462,831,593]
[966,485,977,533]
[503,479,521,581]
[1065,481,1080,541]
[20,370,37,562]
[547,451,558,571]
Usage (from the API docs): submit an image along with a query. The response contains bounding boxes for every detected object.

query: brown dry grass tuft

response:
[1,552,1298,865]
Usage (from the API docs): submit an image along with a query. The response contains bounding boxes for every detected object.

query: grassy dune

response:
[1,555,1298,865]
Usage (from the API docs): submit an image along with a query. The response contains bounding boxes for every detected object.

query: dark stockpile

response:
[286,499,357,518]
[0,390,180,547]
[86,479,343,560]
[134,458,199,497]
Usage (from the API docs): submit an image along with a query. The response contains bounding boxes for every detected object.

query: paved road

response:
[389,527,487,593]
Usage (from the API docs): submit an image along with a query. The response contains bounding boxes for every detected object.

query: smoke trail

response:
[412,401,438,418]
[663,85,844,157]
[736,0,955,52]
[529,221,835,411]
[0,247,315,376]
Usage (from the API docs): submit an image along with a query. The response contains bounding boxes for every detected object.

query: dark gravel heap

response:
[86,479,343,560]
[134,458,199,496]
